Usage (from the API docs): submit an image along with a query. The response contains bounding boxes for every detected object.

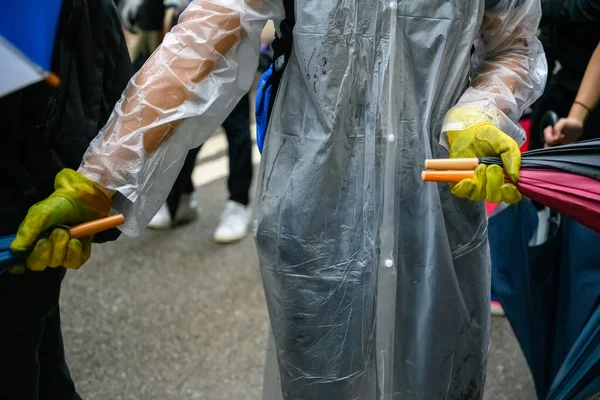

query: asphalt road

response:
[60,143,536,400]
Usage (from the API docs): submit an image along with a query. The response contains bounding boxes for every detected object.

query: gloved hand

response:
[10,169,112,271]
[447,121,522,204]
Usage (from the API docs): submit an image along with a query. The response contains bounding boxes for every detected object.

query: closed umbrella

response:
[0,214,125,274]
[424,137,600,180]
[422,167,600,234]
[422,138,600,233]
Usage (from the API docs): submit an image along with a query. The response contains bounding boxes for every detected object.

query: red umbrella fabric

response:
[517,169,600,233]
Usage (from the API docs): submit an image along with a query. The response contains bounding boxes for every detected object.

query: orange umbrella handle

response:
[424,158,479,170]
[421,170,475,183]
[69,214,125,239]
[45,72,61,87]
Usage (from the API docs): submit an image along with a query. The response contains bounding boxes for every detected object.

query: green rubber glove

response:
[10,169,112,271]
[448,121,522,204]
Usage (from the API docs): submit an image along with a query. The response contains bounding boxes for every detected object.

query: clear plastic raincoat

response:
[78,0,546,398]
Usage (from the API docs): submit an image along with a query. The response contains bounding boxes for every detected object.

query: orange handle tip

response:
[45,73,60,87]
[69,214,125,239]
[422,170,475,183]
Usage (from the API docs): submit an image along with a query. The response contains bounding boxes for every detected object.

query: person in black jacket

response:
[0,1,132,398]
[529,0,600,149]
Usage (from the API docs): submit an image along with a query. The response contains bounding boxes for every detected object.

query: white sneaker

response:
[174,193,199,225]
[147,203,172,230]
[213,201,250,244]
[147,194,199,230]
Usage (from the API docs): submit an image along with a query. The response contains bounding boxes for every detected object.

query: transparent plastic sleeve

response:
[441,0,548,148]
[79,0,284,235]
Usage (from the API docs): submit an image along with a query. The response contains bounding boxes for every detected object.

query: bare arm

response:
[545,42,600,145]
[571,41,600,121]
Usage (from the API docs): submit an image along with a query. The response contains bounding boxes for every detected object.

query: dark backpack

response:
[255,0,295,152]
[0,0,132,238]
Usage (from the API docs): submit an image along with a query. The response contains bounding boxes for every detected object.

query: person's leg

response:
[0,314,44,399]
[182,146,202,194]
[147,31,162,54]
[149,146,201,229]
[38,305,81,400]
[126,30,148,62]
[0,268,76,400]
[214,93,253,243]
[166,146,202,217]
[222,92,252,206]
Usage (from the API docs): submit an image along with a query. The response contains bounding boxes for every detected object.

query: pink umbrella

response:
[518,169,600,233]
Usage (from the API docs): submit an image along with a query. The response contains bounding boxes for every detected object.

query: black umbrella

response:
[424,126,600,233]
[425,137,600,182]
[482,138,600,181]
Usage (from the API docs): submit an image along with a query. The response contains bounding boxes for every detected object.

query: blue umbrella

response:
[0,0,63,97]
[547,306,600,399]
[489,199,600,399]
[0,215,125,274]
[0,233,30,274]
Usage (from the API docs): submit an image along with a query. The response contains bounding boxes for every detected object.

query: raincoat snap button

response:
[385,259,394,268]
[387,134,395,142]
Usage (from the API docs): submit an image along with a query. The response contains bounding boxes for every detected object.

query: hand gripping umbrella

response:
[0,214,125,274]
[421,138,600,234]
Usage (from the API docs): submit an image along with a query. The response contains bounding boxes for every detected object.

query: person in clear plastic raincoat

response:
[11,0,546,398]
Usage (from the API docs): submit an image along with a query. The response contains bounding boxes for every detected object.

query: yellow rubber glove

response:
[448,121,522,204]
[10,169,112,271]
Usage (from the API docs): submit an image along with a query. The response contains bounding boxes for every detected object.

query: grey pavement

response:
[61,175,536,400]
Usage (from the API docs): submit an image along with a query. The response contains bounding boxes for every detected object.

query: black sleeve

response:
[93,0,132,244]
[542,0,600,24]
[102,0,134,114]
[0,90,22,150]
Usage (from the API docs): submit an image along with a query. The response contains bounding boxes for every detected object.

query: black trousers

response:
[0,268,80,400]
[167,93,253,215]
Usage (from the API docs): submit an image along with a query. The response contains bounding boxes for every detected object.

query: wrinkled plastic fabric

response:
[441,0,547,148]
[76,0,546,398]
[256,1,545,399]
[79,0,284,235]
